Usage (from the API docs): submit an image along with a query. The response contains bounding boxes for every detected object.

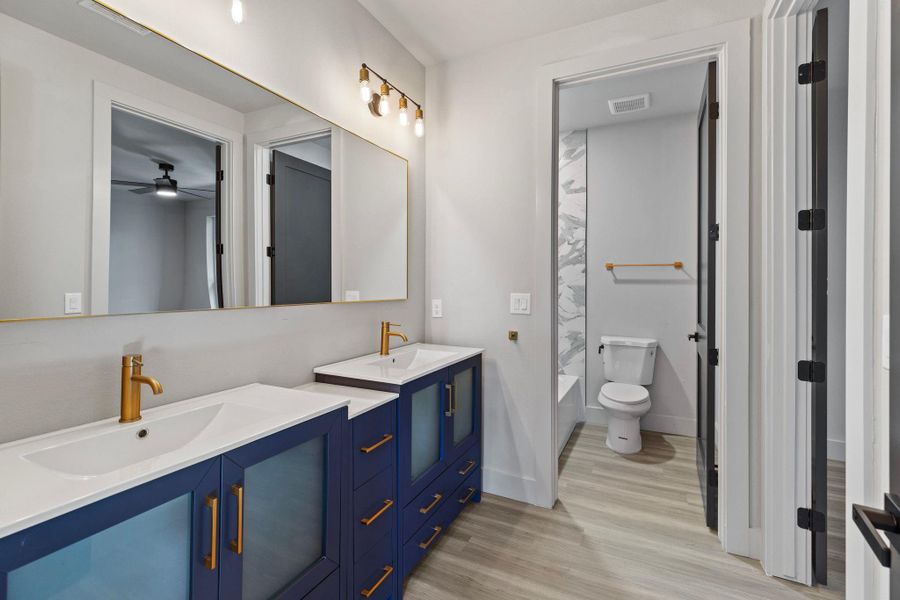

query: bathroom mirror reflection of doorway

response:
[555,58,720,527]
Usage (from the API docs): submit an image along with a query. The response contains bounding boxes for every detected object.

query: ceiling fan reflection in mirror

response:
[111,162,214,199]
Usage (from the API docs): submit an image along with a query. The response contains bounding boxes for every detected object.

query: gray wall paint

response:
[585,114,698,436]
[0,0,425,444]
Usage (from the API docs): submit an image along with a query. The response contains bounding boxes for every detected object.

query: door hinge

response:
[710,101,720,121]
[797,360,826,383]
[709,467,719,488]
[708,348,719,367]
[798,208,827,231]
[798,60,827,85]
[216,170,225,182]
[266,246,275,258]
[215,243,224,255]
[266,173,274,186]
[797,507,826,532]
[709,223,720,242]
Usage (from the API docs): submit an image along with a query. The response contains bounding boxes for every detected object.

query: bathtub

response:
[558,374,584,456]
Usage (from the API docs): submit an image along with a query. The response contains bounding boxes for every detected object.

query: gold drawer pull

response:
[419,525,443,550]
[361,434,393,454]
[458,459,476,476]
[230,483,244,554]
[419,493,443,514]
[204,493,218,570]
[360,565,394,598]
[458,487,477,505]
[361,499,394,526]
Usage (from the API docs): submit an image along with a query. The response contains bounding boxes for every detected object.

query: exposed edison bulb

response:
[378,82,391,115]
[231,0,244,24]
[398,97,409,126]
[414,108,425,138]
[359,67,372,103]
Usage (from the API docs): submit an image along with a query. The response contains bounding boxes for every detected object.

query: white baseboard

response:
[585,405,696,437]
[482,466,546,507]
[827,438,845,462]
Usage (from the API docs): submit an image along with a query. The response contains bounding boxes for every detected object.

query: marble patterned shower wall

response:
[558,130,587,377]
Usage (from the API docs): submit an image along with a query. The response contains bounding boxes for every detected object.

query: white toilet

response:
[598,336,658,454]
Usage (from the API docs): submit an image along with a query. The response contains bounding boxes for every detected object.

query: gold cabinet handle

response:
[230,483,244,555]
[360,565,394,598]
[418,525,443,550]
[361,434,393,454]
[444,383,455,417]
[204,493,218,570]
[419,493,443,514]
[459,487,477,505]
[458,459,476,476]
[360,499,394,526]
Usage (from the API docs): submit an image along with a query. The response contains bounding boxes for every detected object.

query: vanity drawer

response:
[444,444,480,499]
[446,466,482,524]
[402,500,454,580]
[354,532,396,600]
[354,468,396,561]
[353,402,396,489]
[401,462,456,543]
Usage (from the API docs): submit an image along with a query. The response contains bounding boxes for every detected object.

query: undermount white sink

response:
[0,383,349,538]
[314,343,483,386]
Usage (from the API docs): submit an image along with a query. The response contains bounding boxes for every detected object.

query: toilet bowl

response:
[598,382,651,454]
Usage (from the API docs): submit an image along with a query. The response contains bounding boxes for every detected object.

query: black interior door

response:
[695,61,718,531]
[269,150,332,306]
[214,144,225,309]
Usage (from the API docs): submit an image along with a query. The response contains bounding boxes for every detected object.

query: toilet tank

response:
[601,336,658,385]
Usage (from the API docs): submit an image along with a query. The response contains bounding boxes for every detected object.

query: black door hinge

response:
[708,348,719,367]
[215,243,224,255]
[266,173,274,186]
[710,101,720,121]
[266,246,275,258]
[709,223,720,242]
[798,60,827,85]
[709,467,719,488]
[216,170,225,182]
[798,360,826,383]
[797,507,826,532]
[798,208,827,231]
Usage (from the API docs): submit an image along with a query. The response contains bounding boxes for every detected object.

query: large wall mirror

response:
[0,0,408,321]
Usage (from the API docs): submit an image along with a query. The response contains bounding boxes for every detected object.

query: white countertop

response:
[313,343,483,386]
[294,383,398,419]
[0,383,349,538]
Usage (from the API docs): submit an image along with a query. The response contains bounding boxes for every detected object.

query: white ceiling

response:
[357,0,667,66]
[558,61,709,131]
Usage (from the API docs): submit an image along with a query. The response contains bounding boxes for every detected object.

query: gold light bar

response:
[605,261,684,271]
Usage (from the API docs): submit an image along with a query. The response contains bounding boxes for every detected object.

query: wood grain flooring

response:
[403,424,845,599]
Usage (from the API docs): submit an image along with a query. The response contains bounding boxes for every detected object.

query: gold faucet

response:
[120,354,163,423]
[380,321,408,356]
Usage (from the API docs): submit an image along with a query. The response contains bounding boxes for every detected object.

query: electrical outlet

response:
[432,299,443,318]
[64,293,82,315]
[510,293,531,315]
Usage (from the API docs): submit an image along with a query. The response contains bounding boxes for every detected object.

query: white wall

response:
[0,0,425,443]
[426,0,764,508]
[585,114,698,437]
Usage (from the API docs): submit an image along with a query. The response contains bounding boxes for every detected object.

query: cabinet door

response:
[0,459,220,600]
[398,369,448,504]
[219,409,344,600]
[445,355,482,464]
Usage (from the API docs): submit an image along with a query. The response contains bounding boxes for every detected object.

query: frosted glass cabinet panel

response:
[409,381,442,482]
[452,367,475,446]
[7,495,192,600]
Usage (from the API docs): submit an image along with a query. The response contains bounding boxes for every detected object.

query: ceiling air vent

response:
[608,93,651,115]
[77,0,151,36]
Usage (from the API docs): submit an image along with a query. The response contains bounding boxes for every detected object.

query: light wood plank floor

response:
[404,424,845,599]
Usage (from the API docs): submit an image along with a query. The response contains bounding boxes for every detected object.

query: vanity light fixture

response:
[231,0,244,24]
[359,63,424,137]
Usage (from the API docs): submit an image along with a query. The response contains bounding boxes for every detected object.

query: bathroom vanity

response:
[314,343,484,594]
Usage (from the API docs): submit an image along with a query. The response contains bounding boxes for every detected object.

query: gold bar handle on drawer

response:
[230,483,244,554]
[458,459,476,476]
[204,494,218,570]
[419,493,443,514]
[361,433,393,454]
[459,487,477,505]
[360,565,394,598]
[361,499,394,526]
[444,383,455,417]
[419,525,443,550]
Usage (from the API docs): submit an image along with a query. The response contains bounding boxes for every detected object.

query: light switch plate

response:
[64,292,82,315]
[432,299,443,318]
[510,293,531,315]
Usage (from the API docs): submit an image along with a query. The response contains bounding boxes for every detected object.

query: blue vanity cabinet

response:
[0,458,222,600]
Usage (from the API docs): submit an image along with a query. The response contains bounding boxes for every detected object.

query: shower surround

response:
[558,130,586,378]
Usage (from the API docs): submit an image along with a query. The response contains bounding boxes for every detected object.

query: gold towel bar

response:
[605,261,684,271]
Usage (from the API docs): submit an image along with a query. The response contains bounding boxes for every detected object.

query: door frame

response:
[761,0,889,591]
[535,19,752,555]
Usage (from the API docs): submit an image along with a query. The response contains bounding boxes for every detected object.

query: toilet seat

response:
[600,382,649,405]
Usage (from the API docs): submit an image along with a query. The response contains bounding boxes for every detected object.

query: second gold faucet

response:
[120,354,164,423]
[380,322,408,355]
